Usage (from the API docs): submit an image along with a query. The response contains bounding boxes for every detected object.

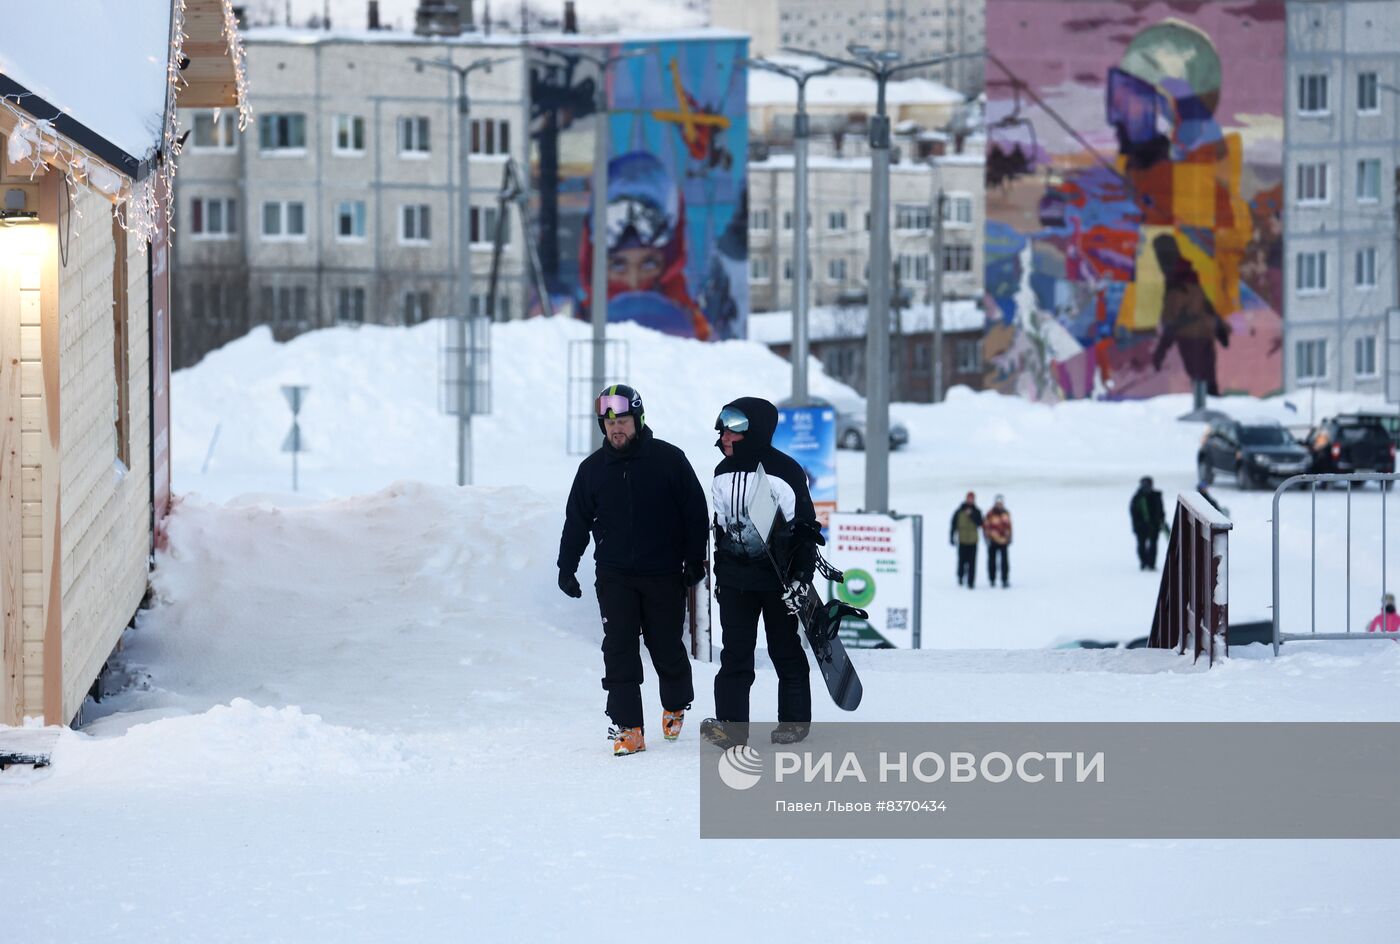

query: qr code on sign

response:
[886,608,909,630]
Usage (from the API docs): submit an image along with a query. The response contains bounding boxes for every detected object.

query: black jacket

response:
[557,425,708,578]
[1129,485,1166,535]
[711,397,816,591]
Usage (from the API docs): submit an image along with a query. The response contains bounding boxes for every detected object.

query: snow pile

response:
[261,0,706,32]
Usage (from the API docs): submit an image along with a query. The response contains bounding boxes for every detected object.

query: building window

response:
[750,209,770,231]
[783,258,793,281]
[192,111,237,151]
[750,255,771,281]
[897,253,929,282]
[190,197,238,237]
[336,200,366,241]
[1296,161,1329,204]
[1295,251,1327,294]
[1296,338,1327,382]
[337,287,366,323]
[941,194,973,226]
[401,204,431,244]
[470,119,510,155]
[261,200,307,239]
[782,210,812,231]
[258,112,307,152]
[942,245,974,273]
[1356,336,1378,378]
[1356,247,1377,289]
[827,210,847,231]
[470,206,509,245]
[895,203,932,230]
[1358,71,1380,114]
[261,285,310,327]
[403,290,431,326]
[398,116,430,156]
[1356,159,1381,202]
[955,338,982,374]
[864,211,871,231]
[469,293,511,319]
[827,258,847,281]
[334,114,366,154]
[1298,73,1329,115]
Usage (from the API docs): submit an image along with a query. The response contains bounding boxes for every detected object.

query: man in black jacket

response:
[557,384,709,757]
[708,396,819,746]
[1129,476,1167,570]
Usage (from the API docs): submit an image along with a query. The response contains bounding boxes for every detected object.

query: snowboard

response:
[745,466,865,711]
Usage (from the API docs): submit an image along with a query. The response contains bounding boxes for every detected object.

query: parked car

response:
[777,396,910,451]
[1197,418,1311,490]
[1305,414,1396,480]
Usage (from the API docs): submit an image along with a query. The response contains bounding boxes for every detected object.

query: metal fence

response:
[1272,472,1397,654]
[1149,491,1232,665]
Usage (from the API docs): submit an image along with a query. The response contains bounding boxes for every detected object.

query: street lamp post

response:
[412,53,513,486]
[535,46,648,437]
[784,44,951,513]
[750,59,839,405]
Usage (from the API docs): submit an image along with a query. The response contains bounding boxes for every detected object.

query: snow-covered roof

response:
[749,70,963,109]
[284,0,708,34]
[749,301,986,345]
[0,0,173,162]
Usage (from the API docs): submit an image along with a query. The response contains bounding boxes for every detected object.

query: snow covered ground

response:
[5,317,1399,941]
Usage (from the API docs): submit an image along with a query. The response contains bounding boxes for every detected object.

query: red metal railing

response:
[1149,492,1232,665]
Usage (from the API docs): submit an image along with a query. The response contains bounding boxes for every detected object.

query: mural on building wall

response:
[984,1,1284,401]
[529,38,748,340]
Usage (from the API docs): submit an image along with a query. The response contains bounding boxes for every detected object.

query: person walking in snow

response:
[705,397,822,748]
[950,492,983,588]
[1367,593,1399,634]
[1129,476,1167,571]
[557,384,710,757]
[983,495,1012,588]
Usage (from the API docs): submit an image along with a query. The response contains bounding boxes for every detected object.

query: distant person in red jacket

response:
[983,494,1012,588]
[1368,594,1399,633]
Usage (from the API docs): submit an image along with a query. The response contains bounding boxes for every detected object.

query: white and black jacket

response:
[711,397,816,592]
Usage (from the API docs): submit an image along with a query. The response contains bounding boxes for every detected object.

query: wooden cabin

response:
[0,0,246,727]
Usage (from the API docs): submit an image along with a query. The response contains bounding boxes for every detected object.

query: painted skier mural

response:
[984,1,1284,401]
[529,37,748,340]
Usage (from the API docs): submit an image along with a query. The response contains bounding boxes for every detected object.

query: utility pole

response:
[535,46,647,439]
[785,43,949,513]
[749,59,839,405]
[412,53,513,486]
[931,188,945,403]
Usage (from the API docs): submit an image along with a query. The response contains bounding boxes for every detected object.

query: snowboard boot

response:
[609,725,646,757]
[699,718,750,750]
[770,721,811,745]
[662,707,687,741]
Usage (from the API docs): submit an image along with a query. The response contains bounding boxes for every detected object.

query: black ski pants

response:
[987,543,1009,586]
[956,542,978,587]
[1135,531,1159,570]
[595,569,694,730]
[714,585,811,724]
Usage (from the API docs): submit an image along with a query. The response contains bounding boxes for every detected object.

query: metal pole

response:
[793,82,811,404]
[932,189,945,403]
[1346,480,1352,631]
[457,70,473,486]
[866,86,892,513]
[590,73,608,431]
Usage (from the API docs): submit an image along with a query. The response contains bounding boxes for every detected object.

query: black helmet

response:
[596,384,645,434]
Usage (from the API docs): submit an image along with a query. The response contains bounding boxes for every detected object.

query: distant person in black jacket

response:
[1129,476,1167,570]
[949,492,983,588]
[557,384,709,757]
[708,396,820,746]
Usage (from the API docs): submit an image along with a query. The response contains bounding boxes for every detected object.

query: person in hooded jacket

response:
[708,397,820,745]
[1130,476,1167,571]
[557,384,709,757]
[949,492,983,588]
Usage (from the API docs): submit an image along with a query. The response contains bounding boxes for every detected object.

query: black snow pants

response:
[595,568,694,730]
[987,543,1009,586]
[714,586,811,724]
[957,542,978,587]
[1135,531,1159,570]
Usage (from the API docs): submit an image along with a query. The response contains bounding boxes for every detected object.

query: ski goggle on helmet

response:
[596,384,644,430]
[714,407,749,433]
[606,197,671,249]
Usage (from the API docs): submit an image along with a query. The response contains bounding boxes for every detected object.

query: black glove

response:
[558,569,582,599]
[683,560,706,587]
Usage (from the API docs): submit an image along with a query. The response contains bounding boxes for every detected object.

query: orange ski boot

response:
[662,708,686,741]
[609,725,646,757]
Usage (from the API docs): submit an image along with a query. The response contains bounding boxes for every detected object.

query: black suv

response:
[1197,419,1311,490]
[1305,414,1396,479]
